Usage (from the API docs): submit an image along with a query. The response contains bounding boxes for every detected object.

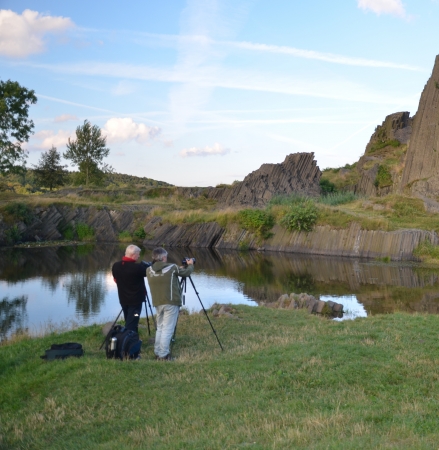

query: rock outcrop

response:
[398,55,439,211]
[266,293,344,318]
[177,152,321,207]
[354,112,412,197]
[143,219,437,261]
[0,204,152,245]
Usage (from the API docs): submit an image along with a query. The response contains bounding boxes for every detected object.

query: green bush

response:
[4,202,34,225]
[374,165,393,188]
[281,200,319,232]
[133,226,146,240]
[62,224,75,240]
[76,223,95,241]
[319,179,337,195]
[237,209,275,239]
[5,225,22,244]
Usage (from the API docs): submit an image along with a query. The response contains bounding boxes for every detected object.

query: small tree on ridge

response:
[63,120,109,186]
[33,146,67,191]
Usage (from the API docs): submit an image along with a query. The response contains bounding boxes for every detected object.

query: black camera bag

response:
[106,325,142,360]
[40,343,84,361]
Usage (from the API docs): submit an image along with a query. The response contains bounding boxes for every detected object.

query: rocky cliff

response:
[0,204,152,245]
[353,112,412,197]
[143,218,437,261]
[399,55,439,207]
[177,152,321,206]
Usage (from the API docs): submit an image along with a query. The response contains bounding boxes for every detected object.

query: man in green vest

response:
[146,248,194,360]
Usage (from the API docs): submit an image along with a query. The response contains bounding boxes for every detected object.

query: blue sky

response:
[1,0,438,186]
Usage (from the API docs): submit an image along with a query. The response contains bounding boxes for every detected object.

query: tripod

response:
[174,275,224,351]
[99,290,156,350]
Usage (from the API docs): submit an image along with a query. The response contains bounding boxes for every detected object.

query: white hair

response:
[125,244,141,258]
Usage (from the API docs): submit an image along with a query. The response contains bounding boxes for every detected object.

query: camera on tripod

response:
[181,257,196,265]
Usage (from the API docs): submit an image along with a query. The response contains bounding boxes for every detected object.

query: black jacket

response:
[112,259,147,306]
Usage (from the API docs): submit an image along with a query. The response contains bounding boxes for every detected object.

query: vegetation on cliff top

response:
[2,306,439,449]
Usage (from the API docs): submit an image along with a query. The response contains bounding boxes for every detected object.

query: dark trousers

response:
[122,303,142,333]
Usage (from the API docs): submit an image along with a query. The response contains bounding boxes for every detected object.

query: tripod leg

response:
[99,307,123,350]
[144,300,151,336]
[145,291,157,329]
[187,276,224,351]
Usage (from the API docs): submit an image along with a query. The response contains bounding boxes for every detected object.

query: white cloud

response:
[357,0,407,17]
[102,118,161,144]
[0,9,74,58]
[180,143,230,157]
[54,114,78,123]
[34,129,73,149]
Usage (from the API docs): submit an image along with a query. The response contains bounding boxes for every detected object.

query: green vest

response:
[146,261,194,307]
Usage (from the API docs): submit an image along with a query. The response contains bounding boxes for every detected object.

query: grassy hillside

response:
[0,170,172,195]
[2,306,439,449]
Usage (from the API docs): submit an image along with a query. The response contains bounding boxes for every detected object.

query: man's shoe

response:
[156,354,174,361]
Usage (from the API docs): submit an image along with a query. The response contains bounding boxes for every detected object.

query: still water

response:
[1,243,439,340]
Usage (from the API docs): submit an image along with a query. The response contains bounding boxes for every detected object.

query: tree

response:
[63,120,110,186]
[32,146,67,191]
[0,79,37,175]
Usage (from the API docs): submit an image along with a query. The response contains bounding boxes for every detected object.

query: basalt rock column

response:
[218,152,321,207]
[400,55,439,195]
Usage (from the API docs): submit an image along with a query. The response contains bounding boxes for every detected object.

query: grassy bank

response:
[2,306,439,449]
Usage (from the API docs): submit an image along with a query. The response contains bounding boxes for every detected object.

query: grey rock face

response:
[177,152,321,207]
[142,219,436,261]
[354,111,412,197]
[400,54,439,194]
[0,204,152,246]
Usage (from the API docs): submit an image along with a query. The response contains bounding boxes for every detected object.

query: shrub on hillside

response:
[237,209,275,239]
[76,223,95,241]
[281,200,319,232]
[4,202,34,225]
[133,226,146,240]
[374,165,393,188]
[319,179,337,195]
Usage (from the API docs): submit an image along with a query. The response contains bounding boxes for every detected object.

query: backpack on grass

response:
[105,325,142,360]
[40,343,84,361]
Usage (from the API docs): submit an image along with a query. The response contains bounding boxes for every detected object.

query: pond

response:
[1,243,439,340]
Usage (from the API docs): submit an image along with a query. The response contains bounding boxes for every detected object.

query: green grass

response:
[2,307,439,449]
[369,139,401,154]
[413,240,439,264]
[117,230,132,242]
[317,191,359,206]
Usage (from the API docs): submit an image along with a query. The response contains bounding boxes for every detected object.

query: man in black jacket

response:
[112,244,147,332]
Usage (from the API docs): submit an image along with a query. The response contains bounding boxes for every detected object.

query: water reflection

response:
[1,244,439,339]
[0,296,28,339]
[65,272,106,317]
